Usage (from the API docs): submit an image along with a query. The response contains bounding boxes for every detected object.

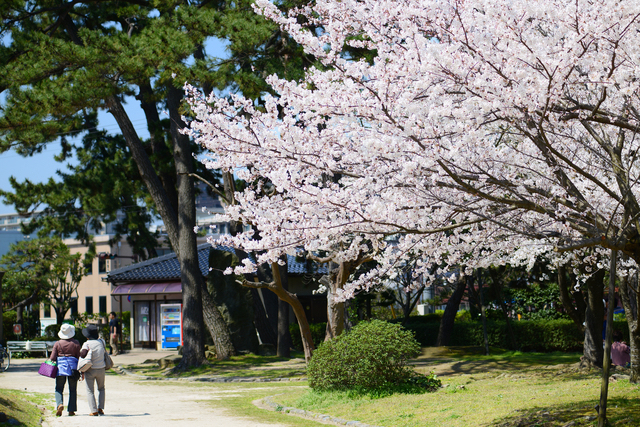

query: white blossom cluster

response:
[185,0,640,297]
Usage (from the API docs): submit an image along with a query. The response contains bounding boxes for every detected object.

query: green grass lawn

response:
[119,347,640,426]
[0,389,49,427]
[271,347,640,427]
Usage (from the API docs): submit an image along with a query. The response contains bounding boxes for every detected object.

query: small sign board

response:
[13,324,22,335]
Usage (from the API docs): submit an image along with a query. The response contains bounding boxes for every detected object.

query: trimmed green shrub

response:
[307,320,422,391]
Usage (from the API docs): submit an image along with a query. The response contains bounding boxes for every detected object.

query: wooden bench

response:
[6,341,56,358]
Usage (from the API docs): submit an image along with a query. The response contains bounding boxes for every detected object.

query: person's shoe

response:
[68,412,75,416]
[56,405,63,417]
[89,412,99,416]
[98,409,104,415]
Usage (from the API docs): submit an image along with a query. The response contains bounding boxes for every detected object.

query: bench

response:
[6,341,56,358]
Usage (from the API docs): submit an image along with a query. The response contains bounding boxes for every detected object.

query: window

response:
[86,296,94,315]
[99,296,107,314]
[86,261,93,275]
[43,303,51,318]
[99,258,107,274]
[155,248,173,257]
[70,298,78,316]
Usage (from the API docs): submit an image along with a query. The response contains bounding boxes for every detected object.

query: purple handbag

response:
[38,360,58,378]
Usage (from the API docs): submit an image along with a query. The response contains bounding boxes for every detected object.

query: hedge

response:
[290,317,630,353]
[395,317,629,352]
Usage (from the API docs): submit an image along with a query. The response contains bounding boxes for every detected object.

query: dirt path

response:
[0,356,290,427]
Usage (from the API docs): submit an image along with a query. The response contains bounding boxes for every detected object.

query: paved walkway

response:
[0,351,291,427]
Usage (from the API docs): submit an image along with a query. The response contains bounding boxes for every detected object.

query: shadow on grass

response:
[0,395,18,411]
[410,347,582,376]
[488,396,640,427]
[130,353,307,379]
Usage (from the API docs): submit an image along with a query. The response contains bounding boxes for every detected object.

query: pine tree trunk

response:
[201,282,236,360]
[436,277,467,346]
[168,86,236,368]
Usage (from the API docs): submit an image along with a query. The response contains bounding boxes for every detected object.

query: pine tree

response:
[0,0,315,367]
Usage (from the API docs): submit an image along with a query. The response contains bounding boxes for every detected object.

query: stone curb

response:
[260,395,381,427]
[114,365,308,383]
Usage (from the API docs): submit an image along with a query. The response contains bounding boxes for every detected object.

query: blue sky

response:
[0,37,229,216]
[0,100,152,215]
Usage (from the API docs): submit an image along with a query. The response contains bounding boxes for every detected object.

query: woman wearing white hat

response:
[49,324,81,417]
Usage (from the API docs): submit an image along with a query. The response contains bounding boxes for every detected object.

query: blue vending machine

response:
[160,304,182,349]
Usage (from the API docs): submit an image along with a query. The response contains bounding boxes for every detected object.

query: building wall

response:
[39,235,136,326]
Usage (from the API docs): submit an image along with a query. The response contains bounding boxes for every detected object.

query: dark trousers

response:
[55,375,78,412]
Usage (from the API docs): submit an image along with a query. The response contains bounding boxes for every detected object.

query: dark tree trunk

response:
[276,259,291,357]
[582,269,606,368]
[241,263,316,362]
[558,266,587,329]
[479,274,489,356]
[436,277,467,346]
[168,87,205,367]
[598,250,617,427]
[55,308,66,325]
[468,274,489,355]
[618,271,640,383]
[201,282,237,359]
[168,86,235,367]
[400,286,426,325]
[325,261,357,340]
[252,288,278,345]
[487,268,517,350]
[206,249,257,356]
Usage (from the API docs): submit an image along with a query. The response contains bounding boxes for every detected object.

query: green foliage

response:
[614,311,626,322]
[504,282,565,321]
[421,310,471,322]
[307,320,421,392]
[405,371,442,393]
[2,311,17,342]
[289,322,326,351]
[40,310,131,347]
[399,317,590,352]
[0,237,86,322]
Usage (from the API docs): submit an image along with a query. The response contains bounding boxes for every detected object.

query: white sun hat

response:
[58,324,76,340]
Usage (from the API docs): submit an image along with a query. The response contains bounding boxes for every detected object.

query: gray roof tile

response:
[106,244,328,283]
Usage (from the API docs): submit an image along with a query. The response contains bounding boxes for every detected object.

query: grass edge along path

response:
[258,393,382,427]
[0,389,50,427]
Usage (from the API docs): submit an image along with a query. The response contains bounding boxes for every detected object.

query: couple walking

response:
[49,321,113,417]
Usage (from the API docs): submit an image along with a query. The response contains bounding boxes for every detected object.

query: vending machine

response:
[160,304,182,349]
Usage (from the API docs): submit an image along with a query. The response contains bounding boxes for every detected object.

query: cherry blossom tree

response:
[186,0,640,397]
